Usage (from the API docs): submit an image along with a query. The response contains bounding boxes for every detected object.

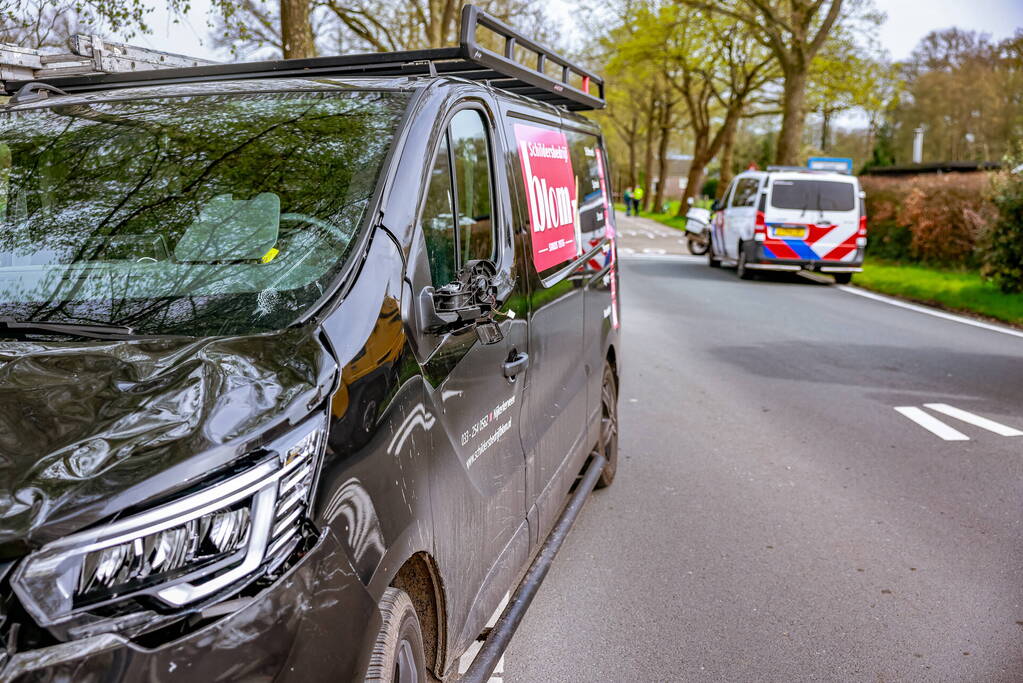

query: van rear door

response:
[764,177,859,262]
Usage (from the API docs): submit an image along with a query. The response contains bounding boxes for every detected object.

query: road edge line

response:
[836,285,1023,341]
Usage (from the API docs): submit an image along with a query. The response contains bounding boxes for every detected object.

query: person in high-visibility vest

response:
[632,185,644,215]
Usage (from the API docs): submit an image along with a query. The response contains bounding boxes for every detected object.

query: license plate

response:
[773,226,806,238]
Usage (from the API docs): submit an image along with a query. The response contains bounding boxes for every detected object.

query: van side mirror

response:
[710,199,722,212]
[417,259,504,344]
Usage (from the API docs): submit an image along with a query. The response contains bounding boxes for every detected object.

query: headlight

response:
[12,418,325,628]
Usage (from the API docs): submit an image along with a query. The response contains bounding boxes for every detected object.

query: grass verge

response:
[855,259,1023,327]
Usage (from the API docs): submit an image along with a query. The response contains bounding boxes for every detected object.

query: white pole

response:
[913,127,924,164]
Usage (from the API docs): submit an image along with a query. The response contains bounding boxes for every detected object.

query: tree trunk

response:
[280,0,315,58]
[627,112,639,188]
[681,154,708,208]
[821,109,831,152]
[717,114,739,200]
[652,108,672,213]
[776,67,808,165]
[641,100,657,212]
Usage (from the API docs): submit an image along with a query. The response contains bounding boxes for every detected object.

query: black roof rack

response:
[3,5,605,112]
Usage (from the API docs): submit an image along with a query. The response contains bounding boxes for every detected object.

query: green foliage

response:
[860,122,896,172]
[701,178,718,199]
[981,163,1023,292]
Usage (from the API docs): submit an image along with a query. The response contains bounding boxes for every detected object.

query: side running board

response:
[458,453,607,682]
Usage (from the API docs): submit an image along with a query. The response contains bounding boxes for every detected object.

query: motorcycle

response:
[683,200,712,255]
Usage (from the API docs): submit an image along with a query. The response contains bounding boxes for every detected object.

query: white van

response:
[707,167,866,283]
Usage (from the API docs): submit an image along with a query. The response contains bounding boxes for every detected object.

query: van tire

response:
[366,588,428,683]
[833,273,853,285]
[707,243,722,268]
[594,363,619,489]
[737,245,755,280]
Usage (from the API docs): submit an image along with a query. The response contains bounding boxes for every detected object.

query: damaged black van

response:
[0,6,619,682]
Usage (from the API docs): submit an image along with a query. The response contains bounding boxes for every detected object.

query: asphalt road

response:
[504,220,1023,681]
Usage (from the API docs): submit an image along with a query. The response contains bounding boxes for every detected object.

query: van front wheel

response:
[833,273,853,285]
[737,246,755,280]
[366,588,428,683]
[708,244,722,268]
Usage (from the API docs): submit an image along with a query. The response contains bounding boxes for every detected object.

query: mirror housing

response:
[418,260,504,344]
[710,199,722,212]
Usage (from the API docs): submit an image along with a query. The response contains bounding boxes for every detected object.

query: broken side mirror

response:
[417,259,504,345]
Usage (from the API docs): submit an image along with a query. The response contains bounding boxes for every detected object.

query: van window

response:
[422,135,457,286]
[450,110,494,264]
[421,109,497,287]
[770,179,855,212]
[566,130,607,244]
[0,90,409,337]
[730,177,759,207]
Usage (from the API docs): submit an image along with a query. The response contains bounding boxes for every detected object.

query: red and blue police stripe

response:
[762,222,860,262]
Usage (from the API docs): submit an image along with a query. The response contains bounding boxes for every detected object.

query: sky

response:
[117,0,1023,64]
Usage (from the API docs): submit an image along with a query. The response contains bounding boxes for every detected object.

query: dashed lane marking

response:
[923,403,1023,437]
[894,406,970,441]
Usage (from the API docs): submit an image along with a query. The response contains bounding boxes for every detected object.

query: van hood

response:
[0,330,335,554]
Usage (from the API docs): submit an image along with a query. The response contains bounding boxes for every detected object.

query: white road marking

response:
[457,593,509,681]
[619,253,703,263]
[642,248,667,255]
[894,406,970,441]
[838,285,1023,340]
[922,403,1023,437]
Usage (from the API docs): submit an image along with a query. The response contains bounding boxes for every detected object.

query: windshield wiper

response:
[0,317,135,340]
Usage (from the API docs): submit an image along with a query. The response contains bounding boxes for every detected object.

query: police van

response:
[708,166,866,283]
[0,7,619,681]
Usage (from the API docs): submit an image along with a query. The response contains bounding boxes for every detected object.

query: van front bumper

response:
[1,530,381,683]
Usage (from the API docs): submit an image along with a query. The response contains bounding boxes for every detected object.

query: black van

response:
[0,7,620,682]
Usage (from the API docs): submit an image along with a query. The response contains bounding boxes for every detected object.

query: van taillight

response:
[754,211,767,241]
[858,215,867,236]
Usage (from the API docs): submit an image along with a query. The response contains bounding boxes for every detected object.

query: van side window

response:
[422,134,458,286]
[731,177,759,207]
[566,129,607,243]
[450,110,494,264]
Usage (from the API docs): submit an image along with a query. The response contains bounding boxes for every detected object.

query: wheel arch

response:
[605,344,619,389]
[390,551,448,678]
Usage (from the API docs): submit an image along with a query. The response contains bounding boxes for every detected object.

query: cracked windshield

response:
[0,90,407,335]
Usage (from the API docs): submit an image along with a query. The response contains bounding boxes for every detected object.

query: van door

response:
[765,177,860,261]
[725,176,760,258]
[714,178,736,258]
[410,106,530,655]
[499,107,590,543]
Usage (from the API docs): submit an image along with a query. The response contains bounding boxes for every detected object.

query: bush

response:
[859,176,914,261]
[701,177,718,199]
[981,168,1023,292]
[860,173,996,267]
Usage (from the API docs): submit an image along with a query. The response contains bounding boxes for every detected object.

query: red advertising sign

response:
[513,123,579,272]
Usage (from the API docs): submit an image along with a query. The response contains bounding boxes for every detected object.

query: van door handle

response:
[503,351,529,380]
